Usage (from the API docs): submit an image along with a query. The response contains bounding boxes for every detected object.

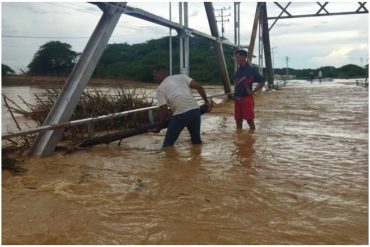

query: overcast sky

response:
[2,1,369,74]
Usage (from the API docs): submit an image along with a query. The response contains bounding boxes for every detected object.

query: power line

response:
[3,35,90,39]
[3,33,143,40]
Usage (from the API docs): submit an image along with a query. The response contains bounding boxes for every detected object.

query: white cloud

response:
[311,47,353,67]
[1,2,369,72]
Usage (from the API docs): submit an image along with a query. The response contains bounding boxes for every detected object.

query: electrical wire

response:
[2,35,90,39]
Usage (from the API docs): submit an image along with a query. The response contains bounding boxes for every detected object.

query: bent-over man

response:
[151,65,211,147]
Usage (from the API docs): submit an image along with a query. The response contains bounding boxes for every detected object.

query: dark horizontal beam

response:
[91,3,239,48]
[268,11,368,20]
[124,6,184,31]
[125,5,238,47]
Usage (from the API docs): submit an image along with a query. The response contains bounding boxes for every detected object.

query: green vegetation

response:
[274,64,368,80]
[93,35,235,83]
[21,37,369,82]
[2,64,15,77]
[27,41,80,76]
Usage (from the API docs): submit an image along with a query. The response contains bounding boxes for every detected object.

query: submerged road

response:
[2,79,368,244]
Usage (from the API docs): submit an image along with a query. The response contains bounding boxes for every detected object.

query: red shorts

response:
[234,95,254,121]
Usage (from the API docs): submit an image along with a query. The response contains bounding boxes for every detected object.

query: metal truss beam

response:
[30,4,124,156]
[109,2,236,90]
[268,2,291,31]
[179,2,189,75]
[268,2,368,30]
[30,2,237,156]
[261,3,274,88]
[275,2,292,17]
[109,4,237,48]
[268,2,368,21]
[204,2,231,94]
[316,2,329,15]
[247,3,262,64]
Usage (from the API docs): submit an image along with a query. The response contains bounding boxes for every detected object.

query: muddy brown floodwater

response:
[2,80,368,244]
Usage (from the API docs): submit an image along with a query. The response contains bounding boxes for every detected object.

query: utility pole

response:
[215,6,231,39]
[285,56,290,78]
[234,2,240,73]
[272,47,277,76]
[169,2,172,75]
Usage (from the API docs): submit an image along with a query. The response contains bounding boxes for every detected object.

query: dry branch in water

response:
[2,87,158,152]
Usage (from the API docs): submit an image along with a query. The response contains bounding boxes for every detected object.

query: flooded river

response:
[2,80,368,244]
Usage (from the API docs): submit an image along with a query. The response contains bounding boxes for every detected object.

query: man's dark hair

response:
[236,49,248,57]
[154,65,168,74]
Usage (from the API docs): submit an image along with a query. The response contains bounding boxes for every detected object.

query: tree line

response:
[2,37,368,82]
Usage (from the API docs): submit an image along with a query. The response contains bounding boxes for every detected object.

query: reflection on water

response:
[232,130,255,167]
[2,80,368,244]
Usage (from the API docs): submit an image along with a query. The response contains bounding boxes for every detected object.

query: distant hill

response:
[273,64,368,80]
[94,35,368,83]
[3,35,368,84]
[93,35,235,83]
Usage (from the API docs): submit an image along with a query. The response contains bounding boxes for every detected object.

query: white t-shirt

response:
[156,74,199,116]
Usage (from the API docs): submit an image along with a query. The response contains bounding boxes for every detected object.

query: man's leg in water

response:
[163,115,186,147]
[247,119,255,131]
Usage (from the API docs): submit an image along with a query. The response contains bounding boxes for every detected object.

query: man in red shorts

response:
[229,50,265,131]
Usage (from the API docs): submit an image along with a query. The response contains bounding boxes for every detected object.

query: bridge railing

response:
[2,93,226,140]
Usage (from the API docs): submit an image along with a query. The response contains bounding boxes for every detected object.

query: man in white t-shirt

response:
[151,65,212,147]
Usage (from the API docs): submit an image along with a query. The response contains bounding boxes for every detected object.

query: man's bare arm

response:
[189,80,212,112]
